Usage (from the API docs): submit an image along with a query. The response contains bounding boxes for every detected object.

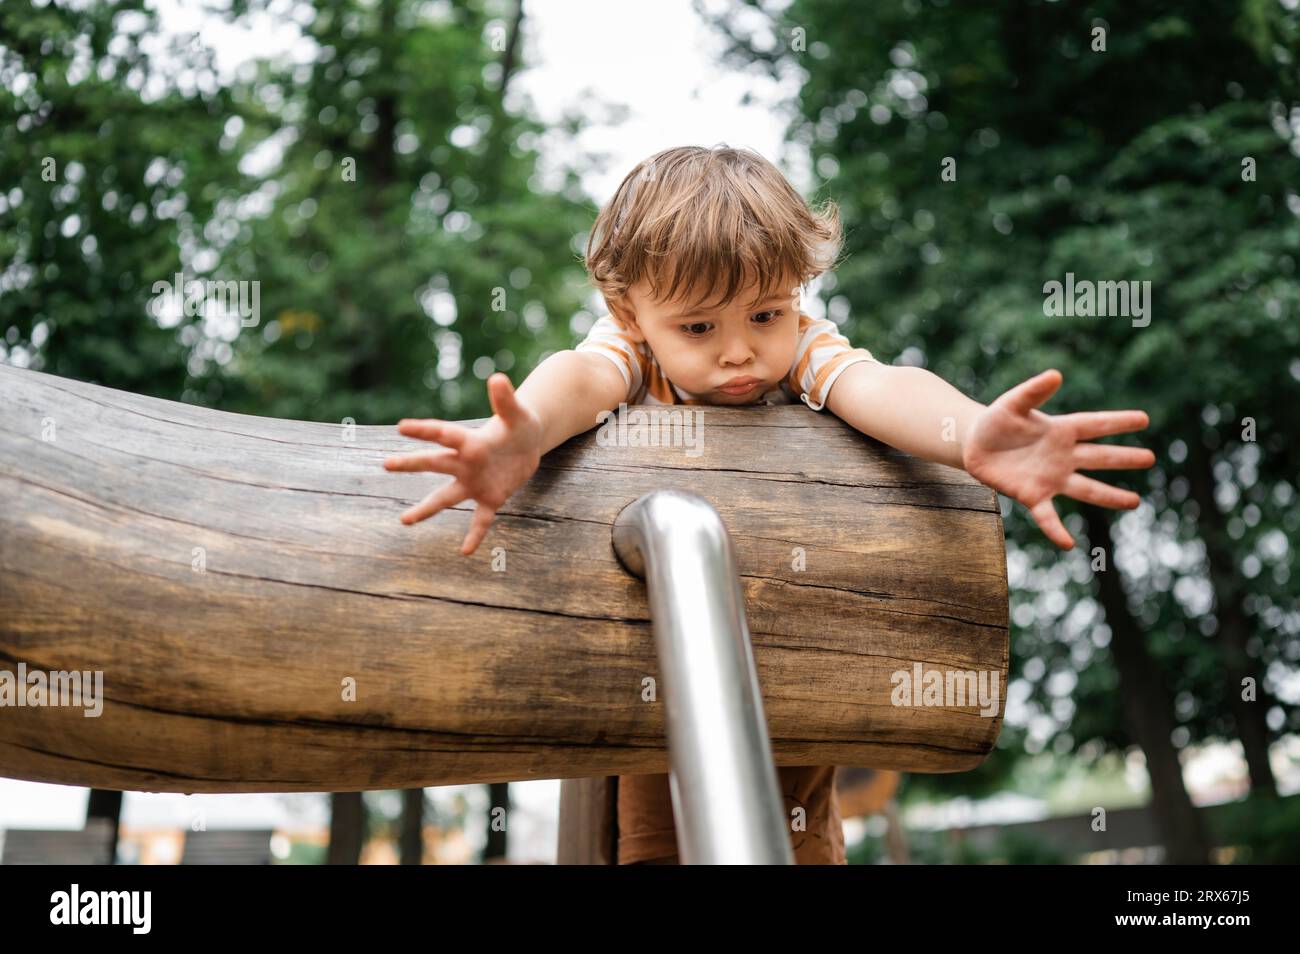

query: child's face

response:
[612,278,801,404]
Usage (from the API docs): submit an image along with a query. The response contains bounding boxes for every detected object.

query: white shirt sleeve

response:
[574,313,645,402]
[787,315,881,411]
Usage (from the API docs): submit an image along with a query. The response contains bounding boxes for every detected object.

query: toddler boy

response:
[384,144,1154,864]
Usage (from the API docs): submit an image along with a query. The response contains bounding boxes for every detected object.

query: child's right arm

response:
[515,350,630,457]
[383,350,628,555]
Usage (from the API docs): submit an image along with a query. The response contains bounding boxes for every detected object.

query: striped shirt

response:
[574,312,880,410]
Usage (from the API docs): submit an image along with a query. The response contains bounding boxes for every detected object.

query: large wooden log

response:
[0,365,1008,793]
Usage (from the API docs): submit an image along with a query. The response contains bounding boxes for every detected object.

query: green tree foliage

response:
[3,0,595,424]
[208,0,594,425]
[0,0,245,396]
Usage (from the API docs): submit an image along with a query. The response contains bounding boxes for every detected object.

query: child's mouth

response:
[718,378,761,395]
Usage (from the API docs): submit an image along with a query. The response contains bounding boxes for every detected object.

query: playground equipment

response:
[0,364,1009,860]
[610,489,794,863]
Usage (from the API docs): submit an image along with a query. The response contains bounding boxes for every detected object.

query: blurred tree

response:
[204,0,595,425]
[327,790,365,863]
[399,787,425,864]
[0,0,246,395]
[705,0,1300,862]
[484,780,508,861]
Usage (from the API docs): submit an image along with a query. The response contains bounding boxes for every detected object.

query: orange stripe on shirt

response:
[586,342,637,391]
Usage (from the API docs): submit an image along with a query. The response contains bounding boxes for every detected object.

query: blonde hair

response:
[585,144,842,315]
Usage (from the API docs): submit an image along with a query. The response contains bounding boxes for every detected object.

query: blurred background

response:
[1,0,1298,864]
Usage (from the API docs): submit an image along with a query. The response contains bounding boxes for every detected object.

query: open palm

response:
[961,369,1155,550]
[383,374,543,555]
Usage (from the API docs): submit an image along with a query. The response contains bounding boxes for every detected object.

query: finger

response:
[1063,473,1141,510]
[487,373,530,428]
[401,479,467,525]
[459,502,498,556]
[383,449,460,474]
[1073,442,1156,471]
[397,418,469,450]
[999,369,1063,416]
[1060,410,1150,441]
[1029,497,1075,550]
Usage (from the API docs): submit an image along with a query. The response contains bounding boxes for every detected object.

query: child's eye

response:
[680,310,783,337]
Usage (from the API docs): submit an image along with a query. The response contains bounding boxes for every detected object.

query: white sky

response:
[516,0,809,199]
[145,0,807,201]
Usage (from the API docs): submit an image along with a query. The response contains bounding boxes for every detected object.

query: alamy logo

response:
[890,663,1001,717]
[149,271,261,327]
[1042,273,1151,327]
[0,662,104,717]
[50,884,151,934]
[595,403,705,458]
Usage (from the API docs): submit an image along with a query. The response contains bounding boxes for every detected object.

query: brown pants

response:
[617,765,845,864]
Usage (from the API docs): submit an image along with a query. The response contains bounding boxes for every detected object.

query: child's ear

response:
[608,296,647,343]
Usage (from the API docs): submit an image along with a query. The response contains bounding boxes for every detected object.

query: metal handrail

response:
[612,490,794,864]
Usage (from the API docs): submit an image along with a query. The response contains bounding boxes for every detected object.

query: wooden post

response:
[557,777,618,864]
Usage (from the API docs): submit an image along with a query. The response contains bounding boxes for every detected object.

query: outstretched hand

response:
[383,373,543,555]
[961,369,1155,550]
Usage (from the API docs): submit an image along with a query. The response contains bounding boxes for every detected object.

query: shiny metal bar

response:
[612,490,794,865]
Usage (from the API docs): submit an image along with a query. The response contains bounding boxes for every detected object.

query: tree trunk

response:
[85,789,123,865]
[1082,504,1211,864]
[328,792,366,865]
[400,788,424,865]
[1185,439,1278,796]
[484,782,509,862]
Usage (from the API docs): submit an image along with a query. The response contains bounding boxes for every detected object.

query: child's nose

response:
[720,337,755,366]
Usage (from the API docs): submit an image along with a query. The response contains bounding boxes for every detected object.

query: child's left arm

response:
[824,362,1154,550]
